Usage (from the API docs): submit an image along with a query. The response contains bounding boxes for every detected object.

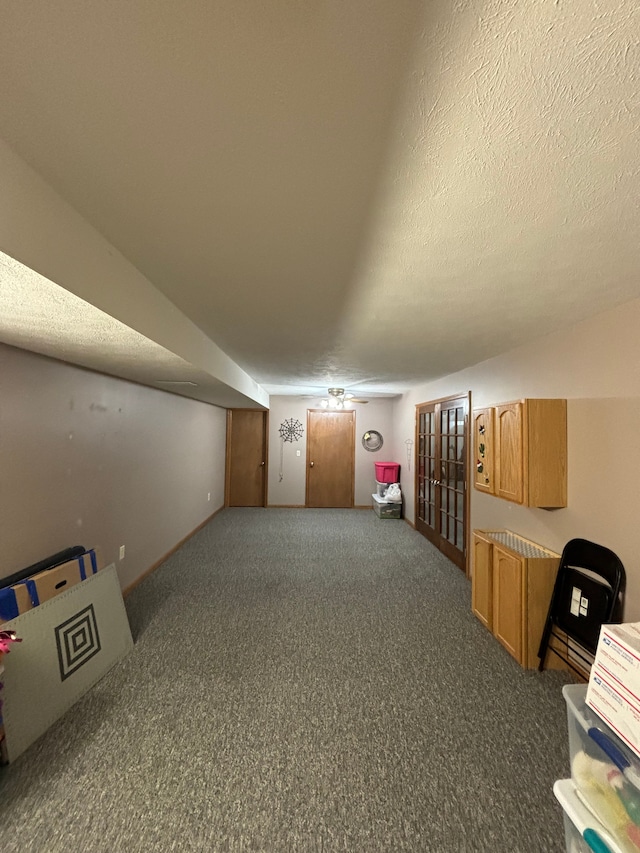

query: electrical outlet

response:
[119,545,125,560]
[207,492,211,501]
[296,450,301,457]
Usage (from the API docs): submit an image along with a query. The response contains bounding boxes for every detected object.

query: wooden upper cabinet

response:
[525,399,567,508]
[473,398,567,508]
[495,402,524,503]
[473,408,494,494]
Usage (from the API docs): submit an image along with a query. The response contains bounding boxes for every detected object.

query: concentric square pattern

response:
[55,604,101,681]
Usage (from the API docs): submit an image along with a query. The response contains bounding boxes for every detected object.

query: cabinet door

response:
[495,402,524,504]
[473,409,494,494]
[492,545,523,663]
[526,399,567,508]
[471,533,493,630]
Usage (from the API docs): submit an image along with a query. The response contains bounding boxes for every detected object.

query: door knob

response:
[260,461,265,466]
[310,461,314,467]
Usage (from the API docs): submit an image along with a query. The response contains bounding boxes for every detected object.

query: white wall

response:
[390,295,640,621]
[1,344,227,590]
[267,396,397,507]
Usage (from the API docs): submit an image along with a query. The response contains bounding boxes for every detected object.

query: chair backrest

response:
[551,538,625,654]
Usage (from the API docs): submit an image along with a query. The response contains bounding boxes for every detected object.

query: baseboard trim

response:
[267,504,373,510]
[404,517,416,529]
[123,505,224,597]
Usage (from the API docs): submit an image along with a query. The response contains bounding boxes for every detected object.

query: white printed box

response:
[586,622,640,760]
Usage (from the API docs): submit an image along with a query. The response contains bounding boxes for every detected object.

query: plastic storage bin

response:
[554,778,627,853]
[563,684,640,852]
[374,462,400,484]
[375,481,388,498]
[372,494,401,519]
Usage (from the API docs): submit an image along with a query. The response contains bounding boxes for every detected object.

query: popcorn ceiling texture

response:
[0,1,637,400]
[340,0,640,383]
[0,251,258,408]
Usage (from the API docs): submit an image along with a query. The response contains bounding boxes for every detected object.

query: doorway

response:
[415,394,469,571]
[306,410,355,508]
[226,409,268,506]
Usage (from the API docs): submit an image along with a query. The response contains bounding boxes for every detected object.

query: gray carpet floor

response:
[0,508,574,852]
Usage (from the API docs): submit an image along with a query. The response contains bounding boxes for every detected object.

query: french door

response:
[415,395,469,571]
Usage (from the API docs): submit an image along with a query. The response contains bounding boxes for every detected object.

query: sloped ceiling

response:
[0,0,638,406]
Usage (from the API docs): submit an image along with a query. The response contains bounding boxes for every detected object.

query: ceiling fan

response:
[320,387,369,408]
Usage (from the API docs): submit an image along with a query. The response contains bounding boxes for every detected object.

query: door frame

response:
[414,392,471,576]
[305,409,355,508]
[224,408,269,507]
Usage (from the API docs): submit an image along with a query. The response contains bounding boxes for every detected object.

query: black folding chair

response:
[537,538,625,677]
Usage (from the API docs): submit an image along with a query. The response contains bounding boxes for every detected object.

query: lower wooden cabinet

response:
[472,532,493,631]
[472,530,560,669]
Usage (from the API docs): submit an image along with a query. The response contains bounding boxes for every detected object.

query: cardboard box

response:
[75,548,103,580]
[0,548,103,618]
[0,584,33,623]
[586,622,640,759]
[588,623,640,704]
[25,561,83,607]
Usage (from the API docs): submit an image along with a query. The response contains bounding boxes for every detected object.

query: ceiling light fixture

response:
[320,387,353,409]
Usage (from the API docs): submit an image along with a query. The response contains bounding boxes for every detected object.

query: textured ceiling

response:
[0,0,638,404]
[0,253,262,408]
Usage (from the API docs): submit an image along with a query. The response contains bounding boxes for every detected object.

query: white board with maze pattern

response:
[1,564,133,763]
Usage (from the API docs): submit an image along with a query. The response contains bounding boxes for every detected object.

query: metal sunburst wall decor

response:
[279,418,304,443]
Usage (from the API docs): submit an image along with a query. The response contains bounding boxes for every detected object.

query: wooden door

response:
[471,533,493,631]
[492,545,523,663]
[306,410,354,508]
[495,402,523,503]
[473,408,494,494]
[226,409,267,506]
[415,395,468,571]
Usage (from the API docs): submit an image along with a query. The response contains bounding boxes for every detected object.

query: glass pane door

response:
[439,401,466,560]
[415,395,468,571]
[417,407,436,530]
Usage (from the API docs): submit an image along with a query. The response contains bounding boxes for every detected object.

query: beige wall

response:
[1,343,226,590]
[267,396,397,507]
[7,284,639,619]
[390,295,640,621]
